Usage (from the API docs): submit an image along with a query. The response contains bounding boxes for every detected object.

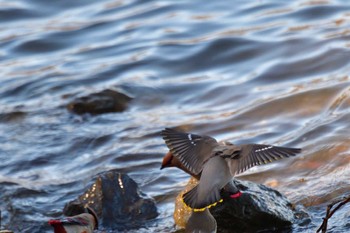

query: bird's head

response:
[160,151,200,179]
[160,151,174,169]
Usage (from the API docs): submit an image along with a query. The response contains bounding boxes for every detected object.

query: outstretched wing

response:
[227,144,301,175]
[161,128,218,175]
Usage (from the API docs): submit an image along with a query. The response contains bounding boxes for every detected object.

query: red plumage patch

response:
[230,191,242,199]
[48,219,67,233]
[48,219,62,225]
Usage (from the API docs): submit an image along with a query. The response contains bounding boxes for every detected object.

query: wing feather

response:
[228,144,301,175]
[161,128,218,175]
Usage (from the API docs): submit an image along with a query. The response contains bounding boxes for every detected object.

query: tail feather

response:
[182,185,223,212]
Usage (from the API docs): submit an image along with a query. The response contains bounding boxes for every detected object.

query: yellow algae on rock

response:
[173,177,198,228]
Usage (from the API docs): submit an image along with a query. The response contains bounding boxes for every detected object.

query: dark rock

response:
[211,179,304,233]
[64,170,158,230]
[0,111,26,123]
[176,178,310,232]
[67,89,132,114]
[62,202,99,230]
[63,201,87,216]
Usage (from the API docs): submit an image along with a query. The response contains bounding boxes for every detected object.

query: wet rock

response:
[174,177,197,228]
[63,201,90,216]
[0,111,26,123]
[175,177,308,232]
[212,179,295,232]
[67,89,132,114]
[64,170,158,231]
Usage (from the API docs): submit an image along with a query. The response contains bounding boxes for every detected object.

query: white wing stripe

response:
[255,146,273,152]
[188,134,197,145]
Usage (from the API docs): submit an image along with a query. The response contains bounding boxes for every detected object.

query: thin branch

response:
[316,195,350,233]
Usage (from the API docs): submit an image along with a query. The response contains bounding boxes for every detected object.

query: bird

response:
[161,151,242,201]
[185,209,217,233]
[48,208,98,233]
[161,128,301,211]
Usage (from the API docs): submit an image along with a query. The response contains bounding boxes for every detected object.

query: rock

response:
[212,179,295,232]
[0,111,26,123]
[67,89,132,114]
[175,177,308,232]
[64,170,158,231]
[63,201,90,216]
[174,177,197,228]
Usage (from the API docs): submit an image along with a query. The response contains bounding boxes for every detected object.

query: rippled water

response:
[1,0,350,232]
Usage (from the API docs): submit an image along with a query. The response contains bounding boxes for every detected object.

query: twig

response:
[316,195,350,233]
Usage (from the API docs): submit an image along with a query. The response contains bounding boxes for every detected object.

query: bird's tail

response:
[182,185,223,212]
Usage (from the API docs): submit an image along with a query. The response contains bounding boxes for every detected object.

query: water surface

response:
[1,0,350,232]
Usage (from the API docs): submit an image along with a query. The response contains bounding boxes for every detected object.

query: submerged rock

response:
[175,177,307,232]
[67,89,132,114]
[64,170,158,231]
[0,111,26,123]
